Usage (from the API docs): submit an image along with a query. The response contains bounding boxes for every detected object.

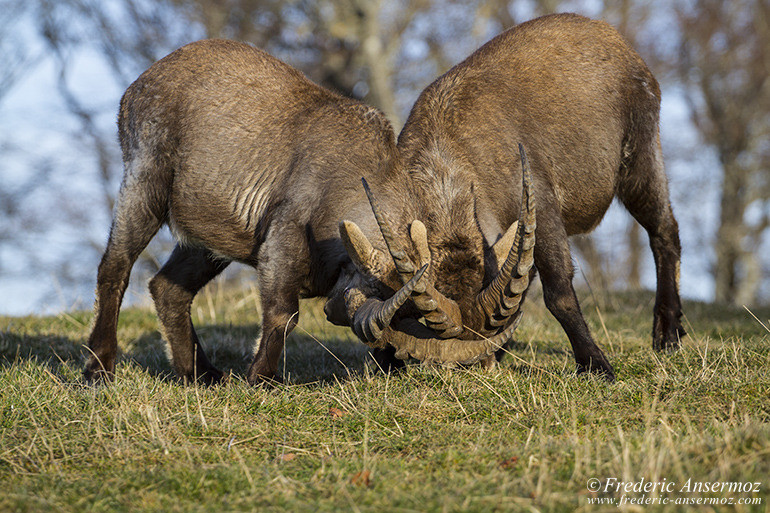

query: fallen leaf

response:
[500,456,519,469]
[350,469,371,487]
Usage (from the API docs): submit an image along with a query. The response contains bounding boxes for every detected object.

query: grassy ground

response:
[1,283,769,512]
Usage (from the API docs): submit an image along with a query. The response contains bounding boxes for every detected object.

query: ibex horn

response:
[408,220,464,338]
[362,179,464,338]
[490,220,519,271]
[339,220,378,273]
[381,309,523,365]
[349,263,429,344]
[476,143,536,334]
[361,177,415,280]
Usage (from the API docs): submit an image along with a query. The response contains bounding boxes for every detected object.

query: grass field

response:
[1,283,769,512]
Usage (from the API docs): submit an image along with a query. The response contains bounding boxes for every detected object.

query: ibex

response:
[83,39,534,384]
[348,13,685,381]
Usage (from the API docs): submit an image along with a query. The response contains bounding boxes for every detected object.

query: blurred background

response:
[0,0,767,316]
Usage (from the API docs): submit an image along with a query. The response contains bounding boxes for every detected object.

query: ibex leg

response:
[84,157,168,382]
[246,287,300,385]
[534,200,615,381]
[619,136,685,351]
[246,223,306,385]
[149,244,230,384]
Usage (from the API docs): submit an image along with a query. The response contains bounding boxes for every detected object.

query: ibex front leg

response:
[246,225,305,385]
[246,289,300,385]
[534,199,615,381]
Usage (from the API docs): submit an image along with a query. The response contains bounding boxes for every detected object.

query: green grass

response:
[1,284,769,512]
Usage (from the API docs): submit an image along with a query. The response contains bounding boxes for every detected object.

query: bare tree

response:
[159,0,441,128]
[8,0,472,302]
[0,3,39,101]
[0,3,46,274]
[677,0,770,305]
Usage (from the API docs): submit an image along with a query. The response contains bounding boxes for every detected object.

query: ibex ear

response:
[409,220,431,268]
[490,220,518,271]
[340,220,378,273]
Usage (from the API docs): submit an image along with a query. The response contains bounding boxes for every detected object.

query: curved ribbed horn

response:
[476,143,536,333]
[361,177,415,280]
[349,264,429,344]
[361,180,464,338]
[408,220,464,338]
[382,308,523,365]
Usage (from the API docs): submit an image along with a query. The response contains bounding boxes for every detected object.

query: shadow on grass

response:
[505,338,571,356]
[8,289,763,388]
[0,328,174,385]
[0,324,559,387]
[0,322,374,387]
[0,330,85,370]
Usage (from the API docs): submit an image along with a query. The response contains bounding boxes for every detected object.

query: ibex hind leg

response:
[149,245,230,385]
[618,135,685,352]
[84,156,169,382]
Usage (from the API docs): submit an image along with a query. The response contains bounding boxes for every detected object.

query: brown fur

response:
[84,39,409,384]
[393,14,685,379]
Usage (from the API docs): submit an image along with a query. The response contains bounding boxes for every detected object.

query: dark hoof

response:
[83,359,115,384]
[197,367,226,386]
[180,366,226,386]
[247,372,283,388]
[83,368,114,385]
[370,346,406,374]
[576,359,616,383]
[653,325,686,353]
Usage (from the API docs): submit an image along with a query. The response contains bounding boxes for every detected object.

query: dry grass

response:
[1,284,769,512]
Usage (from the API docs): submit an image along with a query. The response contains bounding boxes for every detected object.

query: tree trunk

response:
[714,161,748,304]
[356,0,400,129]
[626,221,642,290]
